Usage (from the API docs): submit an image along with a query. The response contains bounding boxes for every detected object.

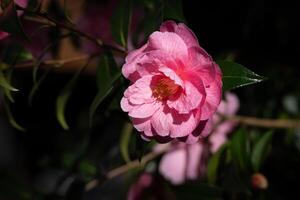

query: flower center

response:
[152,77,180,100]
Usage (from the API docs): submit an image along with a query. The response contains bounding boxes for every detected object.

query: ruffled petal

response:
[151,107,172,136]
[160,20,200,49]
[167,80,204,114]
[128,101,160,118]
[147,31,188,61]
[200,77,222,120]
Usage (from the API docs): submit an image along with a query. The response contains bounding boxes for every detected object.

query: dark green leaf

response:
[0,68,18,92]
[56,62,87,130]
[230,129,249,171]
[111,0,132,47]
[89,54,121,126]
[119,122,133,163]
[207,144,227,184]
[162,0,185,22]
[2,98,26,132]
[89,72,121,126]
[28,68,51,105]
[0,1,28,40]
[3,70,15,103]
[217,60,265,91]
[251,131,273,172]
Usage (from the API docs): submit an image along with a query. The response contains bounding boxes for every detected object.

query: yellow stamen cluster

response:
[152,77,179,100]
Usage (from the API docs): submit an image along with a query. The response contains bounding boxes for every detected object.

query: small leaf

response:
[251,131,273,172]
[3,70,15,103]
[2,98,26,132]
[119,122,133,163]
[28,68,51,105]
[56,61,88,130]
[89,54,121,126]
[217,60,265,91]
[0,69,18,91]
[207,144,227,184]
[230,129,249,171]
[0,1,28,40]
[162,0,185,22]
[111,0,132,47]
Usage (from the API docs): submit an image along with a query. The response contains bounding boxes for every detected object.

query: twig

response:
[84,115,300,191]
[225,115,300,129]
[84,143,171,191]
[14,55,91,69]
[16,5,127,55]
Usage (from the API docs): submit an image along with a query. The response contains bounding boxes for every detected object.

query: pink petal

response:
[132,117,153,137]
[160,20,200,49]
[187,47,213,72]
[159,66,184,87]
[186,143,203,180]
[179,119,213,144]
[0,31,9,40]
[209,125,229,153]
[169,109,198,138]
[147,31,188,61]
[223,92,240,115]
[122,45,147,81]
[120,97,135,112]
[128,101,160,118]
[124,75,155,105]
[167,80,203,114]
[150,107,172,136]
[200,78,222,120]
[159,146,187,184]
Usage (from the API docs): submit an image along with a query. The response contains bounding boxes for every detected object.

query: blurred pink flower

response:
[158,92,239,184]
[0,0,28,40]
[121,20,222,144]
[127,173,174,200]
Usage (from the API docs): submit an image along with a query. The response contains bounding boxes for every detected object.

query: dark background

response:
[1,0,300,199]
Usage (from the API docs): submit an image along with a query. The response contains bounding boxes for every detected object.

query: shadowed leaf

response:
[111,0,132,47]
[251,131,273,172]
[119,122,133,163]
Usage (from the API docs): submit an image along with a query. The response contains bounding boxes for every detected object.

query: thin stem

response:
[84,143,171,191]
[225,115,300,129]
[84,115,300,191]
[16,5,127,55]
[14,55,91,69]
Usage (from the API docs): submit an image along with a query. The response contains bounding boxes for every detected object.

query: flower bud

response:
[251,173,268,189]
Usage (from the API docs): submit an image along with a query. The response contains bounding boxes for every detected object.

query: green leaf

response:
[89,73,121,126]
[28,68,51,105]
[111,0,132,47]
[0,1,28,40]
[162,0,185,22]
[217,60,265,91]
[89,54,121,126]
[0,68,18,92]
[2,98,26,132]
[207,144,227,184]
[173,182,224,200]
[251,131,273,172]
[56,62,87,130]
[3,70,15,103]
[230,129,249,171]
[119,122,133,163]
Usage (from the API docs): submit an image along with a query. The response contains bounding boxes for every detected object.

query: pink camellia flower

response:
[0,0,28,40]
[121,20,222,143]
[158,92,239,184]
